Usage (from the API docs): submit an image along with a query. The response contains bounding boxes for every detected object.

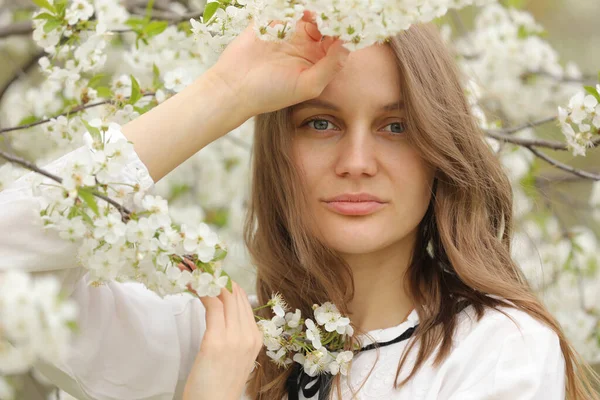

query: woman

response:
[0,10,598,400]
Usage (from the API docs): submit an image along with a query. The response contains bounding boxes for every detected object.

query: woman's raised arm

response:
[121,15,351,183]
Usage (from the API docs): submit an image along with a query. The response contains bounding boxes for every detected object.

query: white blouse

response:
[0,130,566,400]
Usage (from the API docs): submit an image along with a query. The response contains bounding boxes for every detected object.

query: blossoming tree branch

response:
[0,0,599,397]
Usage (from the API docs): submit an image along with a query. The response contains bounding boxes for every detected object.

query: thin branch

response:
[535,171,600,184]
[522,70,598,85]
[486,131,565,150]
[0,50,45,106]
[486,131,600,151]
[0,149,132,219]
[485,116,557,135]
[526,146,600,181]
[0,20,32,38]
[0,93,155,134]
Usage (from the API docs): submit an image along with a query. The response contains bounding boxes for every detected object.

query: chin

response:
[314,212,416,255]
[327,240,383,255]
[318,225,393,255]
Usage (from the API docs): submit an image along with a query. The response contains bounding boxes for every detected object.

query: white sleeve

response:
[442,308,566,400]
[0,134,206,400]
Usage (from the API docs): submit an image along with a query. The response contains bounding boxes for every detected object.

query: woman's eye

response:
[383,122,407,135]
[306,119,337,131]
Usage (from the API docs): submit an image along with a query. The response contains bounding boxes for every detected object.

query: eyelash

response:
[302,117,407,136]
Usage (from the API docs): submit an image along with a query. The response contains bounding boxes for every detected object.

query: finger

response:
[298,39,350,95]
[301,11,322,42]
[301,10,316,23]
[185,282,198,297]
[236,285,256,328]
[237,287,262,351]
[233,282,250,332]
[320,35,336,52]
[180,257,196,272]
[218,282,239,329]
[198,294,226,333]
[303,20,322,42]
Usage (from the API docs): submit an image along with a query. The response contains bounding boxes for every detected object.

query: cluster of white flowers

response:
[558,87,600,156]
[257,294,354,376]
[453,4,582,123]
[29,123,231,298]
[190,0,496,53]
[0,271,78,398]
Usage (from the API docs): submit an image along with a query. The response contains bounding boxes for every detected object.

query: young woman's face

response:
[290,44,436,256]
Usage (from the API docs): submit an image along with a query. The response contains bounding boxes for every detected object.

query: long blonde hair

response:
[243,23,600,399]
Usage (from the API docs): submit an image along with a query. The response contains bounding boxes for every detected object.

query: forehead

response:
[292,43,402,112]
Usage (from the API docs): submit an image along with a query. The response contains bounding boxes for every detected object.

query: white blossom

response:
[304,319,322,350]
[327,350,353,375]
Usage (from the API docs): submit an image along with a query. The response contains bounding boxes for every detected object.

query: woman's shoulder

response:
[455,299,558,341]
[447,299,563,369]
[433,300,566,398]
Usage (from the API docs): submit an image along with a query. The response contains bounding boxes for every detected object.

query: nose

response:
[334,128,378,178]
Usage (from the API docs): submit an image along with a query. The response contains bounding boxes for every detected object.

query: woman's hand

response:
[180,261,263,400]
[209,10,351,118]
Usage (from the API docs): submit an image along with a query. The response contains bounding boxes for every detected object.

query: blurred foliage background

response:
[454,0,600,230]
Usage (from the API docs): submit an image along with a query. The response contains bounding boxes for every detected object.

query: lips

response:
[323,193,384,203]
[321,193,387,216]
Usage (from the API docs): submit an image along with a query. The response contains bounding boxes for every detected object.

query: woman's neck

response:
[342,233,416,333]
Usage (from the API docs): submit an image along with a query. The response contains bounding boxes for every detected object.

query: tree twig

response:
[485,116,557,135]
[521,70,598,85]
[0,50,45,106]
[485,130,600,151]
[0,93,155,135]
[526,146,600,181]
[0,20,32,38]
[0,149,133,219]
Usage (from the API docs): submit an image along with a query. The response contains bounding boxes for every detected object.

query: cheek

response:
[384,148,435,209]
[291,139,328,188]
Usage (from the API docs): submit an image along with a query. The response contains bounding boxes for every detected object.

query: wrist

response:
[201,66,254,127]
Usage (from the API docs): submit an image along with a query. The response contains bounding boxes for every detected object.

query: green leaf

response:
[584,86,600,102]
[32,0,56,13]
[81,211,94,226]
[33,12,56,20]
[44,18,62,33]
[125,17,146,29]
[78,188,100,216]
[203,2,220,23]
[95,86,113,98]
[129,75,142,105]
[81,119,102,142]
[88,73,106,89]
[54,0,68,16]
[213,247,228,261]
[18,115,38,126]
[144,21,168,38]
[152,63,161,89]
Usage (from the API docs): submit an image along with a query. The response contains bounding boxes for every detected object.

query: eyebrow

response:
[292,99,405,112]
